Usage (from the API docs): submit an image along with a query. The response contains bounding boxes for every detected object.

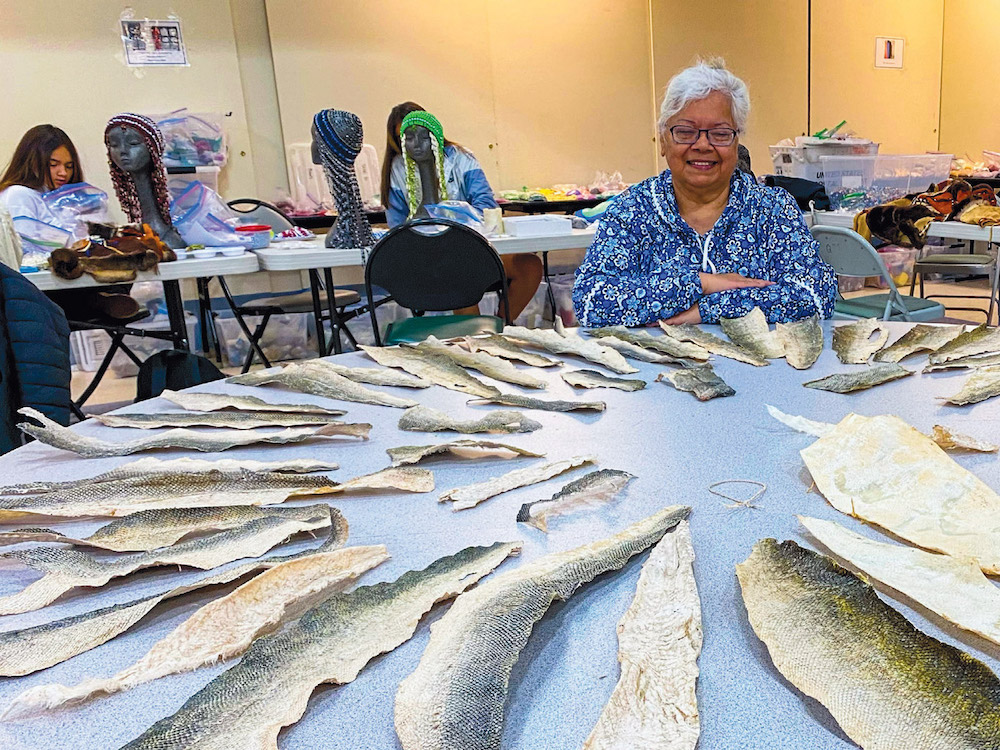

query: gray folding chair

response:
[226,199,295,232]
[909,249,999,326]
[810,225,945,321]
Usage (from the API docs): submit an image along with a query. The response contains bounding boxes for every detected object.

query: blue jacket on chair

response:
[0,263,71,454]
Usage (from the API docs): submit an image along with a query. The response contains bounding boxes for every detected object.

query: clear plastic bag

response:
[13,216,72,253]
[169,180,242,246]
[424,201,486,235]
[42,182,109,237]
[152,110,227,168]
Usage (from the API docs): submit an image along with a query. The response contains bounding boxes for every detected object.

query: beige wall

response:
[811,0,944,154]
[0,1,260,222]
[939,0,999,158]
[266,0,656,194]
[485,1,654,187]
[650,1,809,177]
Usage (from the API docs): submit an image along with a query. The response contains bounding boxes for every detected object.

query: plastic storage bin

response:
[821,154,953,211]
[149,110,227,168]
[865,246,919,289]
[837,275,865,294]
[769,137,878,181]
[504,215,573,237]
[214,312,314,368]
[285,143,382,213]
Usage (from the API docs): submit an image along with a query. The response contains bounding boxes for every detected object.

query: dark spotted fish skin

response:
[121,542,520,750]
[803,363,913,393]
[394,506,691,750]
[738,539,1000,750]
[656,366,734,401]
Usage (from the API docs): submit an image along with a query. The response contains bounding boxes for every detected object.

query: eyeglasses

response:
[669,125,738,147]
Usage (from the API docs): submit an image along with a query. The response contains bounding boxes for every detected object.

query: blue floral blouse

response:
[572,169,836,327]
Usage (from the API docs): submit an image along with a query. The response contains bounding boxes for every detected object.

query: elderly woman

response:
[573,60,835,327]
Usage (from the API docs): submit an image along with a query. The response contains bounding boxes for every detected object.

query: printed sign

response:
[121,18,188,67]
[874,36,904,69]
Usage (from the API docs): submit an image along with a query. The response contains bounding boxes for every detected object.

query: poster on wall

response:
[874,36,904,69]
[120,17,188,67]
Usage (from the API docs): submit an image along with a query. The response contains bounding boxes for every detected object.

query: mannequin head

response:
[399,110,448,219]
[104,113,172,228]
[0,124,83,192]
[312,109,374,250]
[404,126,434,165]
[106,126,153,174]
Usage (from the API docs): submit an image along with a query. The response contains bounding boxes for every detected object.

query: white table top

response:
[24,252,261,291]
[0,321,996,749]
[812,210,1000,242]
[252,228,599,272]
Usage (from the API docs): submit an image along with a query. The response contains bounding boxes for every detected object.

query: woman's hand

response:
[660,304,702,325]
[699,272,775,294]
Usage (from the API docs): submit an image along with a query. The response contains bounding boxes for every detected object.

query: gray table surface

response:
[0,321,997,750]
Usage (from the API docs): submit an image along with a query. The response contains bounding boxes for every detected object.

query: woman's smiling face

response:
[662,90,739,194]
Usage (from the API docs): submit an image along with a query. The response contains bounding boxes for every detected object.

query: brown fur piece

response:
[866,203,941,248]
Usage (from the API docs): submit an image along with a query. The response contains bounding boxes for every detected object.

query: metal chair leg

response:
[241,312,272,374]
[74,333,124,409]
[309,270,327,357]
[990,258,1000,326]
[217,277,272,369]
[323,268,344,356]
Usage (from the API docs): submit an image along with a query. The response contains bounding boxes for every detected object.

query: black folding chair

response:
[365,218,511,346]
[68,311,179,418]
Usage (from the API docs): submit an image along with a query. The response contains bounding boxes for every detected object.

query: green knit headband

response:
[400,111,445,151]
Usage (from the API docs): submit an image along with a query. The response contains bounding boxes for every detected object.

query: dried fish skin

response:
[117,457,339,475]
[720,307,784,360]
[467,393,606,412]
[583,521,701,750]
[656,366,734,401]
[561,370,646,392]
[462,334,561,367]
[333,466,434,494]
[831,318,889,364]
[589,326,710,362]
[160,390,345,415]
[502,326,639,375]
[399,405,541,434]
[93,411,353,430]
[120,542,520,750]
[4,544,389,719]
[929,323,1000,365]
[0,504,335,552]
[801,413,1000,573]
[440,456,595,511]
[229,363,419,409]
[0,513,348,678]
[388,440,545,467]
[0,512,330,615]
[0,469,339,520]
[395,505,691,750]
[658,322,768,367]
[737,538,1000,750]
[359,344,501,398]
[775,315,823,370]
[302,358,431,388]
[801,515,1000,649]
[584,333,686,365]
[931,425,999,452]
[924,352,1000,373]
[873,324,967,363]
[17,408,364,458]
[944,366,1000,406]
[517,469,634,532]
[803,363,912,393]
[764,404,834,437]
[407,336,547,390]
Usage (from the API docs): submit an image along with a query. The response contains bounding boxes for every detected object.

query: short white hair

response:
[657,58,750,134]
